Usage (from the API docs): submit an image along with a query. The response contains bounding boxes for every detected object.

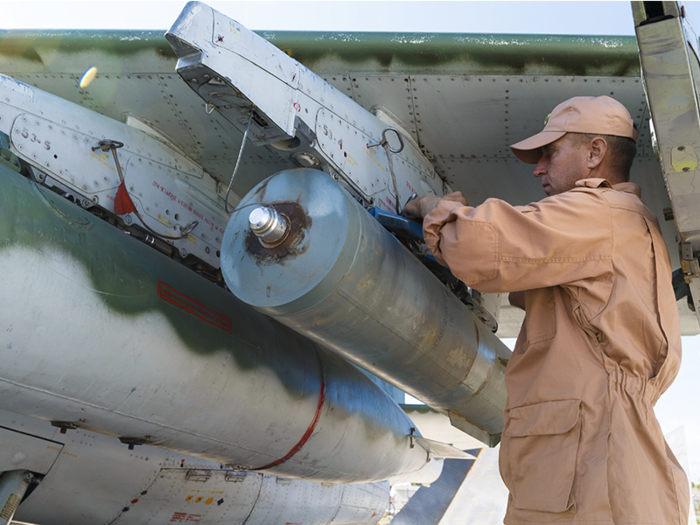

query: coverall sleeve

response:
[422,189,613,293]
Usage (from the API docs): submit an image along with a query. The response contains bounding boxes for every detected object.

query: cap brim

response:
[510,130,566,164]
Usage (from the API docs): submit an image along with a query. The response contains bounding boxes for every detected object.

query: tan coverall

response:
[423,179,689,525]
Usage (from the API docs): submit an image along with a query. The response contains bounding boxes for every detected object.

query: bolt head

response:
[249,207,273,233]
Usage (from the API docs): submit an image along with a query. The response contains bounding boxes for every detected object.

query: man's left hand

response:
[402,191,468,219]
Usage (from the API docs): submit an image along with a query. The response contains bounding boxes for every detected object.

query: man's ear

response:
[586,137,607,169]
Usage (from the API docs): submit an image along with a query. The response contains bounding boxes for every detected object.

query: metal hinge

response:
[680,242,700,282]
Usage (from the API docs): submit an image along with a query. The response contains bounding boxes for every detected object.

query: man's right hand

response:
[402,191,468,219]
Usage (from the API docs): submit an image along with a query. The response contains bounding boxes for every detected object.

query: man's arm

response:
[422,190,614,294]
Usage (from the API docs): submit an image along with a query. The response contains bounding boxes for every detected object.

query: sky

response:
[2,0,699,482]
[0,1,667,34]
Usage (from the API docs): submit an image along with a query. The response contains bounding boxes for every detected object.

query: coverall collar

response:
[575,178,641,197]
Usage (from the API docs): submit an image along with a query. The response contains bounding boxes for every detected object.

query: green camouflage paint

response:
[0,29,640,77]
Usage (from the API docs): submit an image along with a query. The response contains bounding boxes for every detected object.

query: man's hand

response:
[402,191,468,219]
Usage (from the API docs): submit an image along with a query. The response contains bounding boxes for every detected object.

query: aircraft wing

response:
[1,5,698,507]
[1,19,691,336]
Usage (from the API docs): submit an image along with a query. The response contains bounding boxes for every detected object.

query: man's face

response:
[533,134,589,196]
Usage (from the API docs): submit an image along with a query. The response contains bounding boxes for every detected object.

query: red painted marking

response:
[254,377,326,471]
[158,282,232,334]
[170,512,201,523]
[293,102,301,112]
[131,499,139,504]
[114,182,137,215]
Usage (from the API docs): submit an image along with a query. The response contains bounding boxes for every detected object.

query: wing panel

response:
[324,73,418,137]
[0,426,62,474]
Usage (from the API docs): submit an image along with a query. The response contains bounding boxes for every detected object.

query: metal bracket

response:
[681,259,700,281]
[185,469,211,482]
[225,471,247,482]
[294,116,316,144]
[119,436,151,450]
[680,242,700,282]
[50,420,83,434]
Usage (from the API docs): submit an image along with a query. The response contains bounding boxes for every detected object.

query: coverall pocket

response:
[506,399,582,513]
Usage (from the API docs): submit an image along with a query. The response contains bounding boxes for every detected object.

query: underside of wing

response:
[1,27,684,336]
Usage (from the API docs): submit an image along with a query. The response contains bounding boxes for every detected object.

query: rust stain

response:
[246,201,310,263]
[255,176,272,203]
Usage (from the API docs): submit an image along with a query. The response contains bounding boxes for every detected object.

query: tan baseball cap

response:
[510,96,638,164]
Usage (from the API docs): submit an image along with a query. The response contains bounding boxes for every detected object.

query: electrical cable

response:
[225,111,254,214]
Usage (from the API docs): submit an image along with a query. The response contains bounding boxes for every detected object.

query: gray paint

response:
[0,164,427,483]
[222,169,510,445]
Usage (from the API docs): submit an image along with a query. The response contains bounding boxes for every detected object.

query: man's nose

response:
[533,160,546,178]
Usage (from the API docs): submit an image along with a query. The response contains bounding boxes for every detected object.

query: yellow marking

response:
[364,147,386,173]
[346,154,358,167]
[205,497,214,505]
[157,214,171,227]
[62,451,77,458]
[195,497,203,503]
[185,495,193,502]
[89,151,117,172]
[0,493,20,521]
[47,445,61,451]
[187,234,197,245]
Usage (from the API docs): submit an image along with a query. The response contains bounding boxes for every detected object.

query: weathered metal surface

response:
[0,29,640,78]
[0,164,428,483]
[3,410,389,525]
[0,74,228,268]
[390,454,477,525]
[222,169,511,446]
[0,427,62,475]
[166,2,444,214]
[633,1,700,323]
[0,7,691,335]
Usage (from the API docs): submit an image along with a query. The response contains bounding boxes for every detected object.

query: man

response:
[404,96,689,525]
